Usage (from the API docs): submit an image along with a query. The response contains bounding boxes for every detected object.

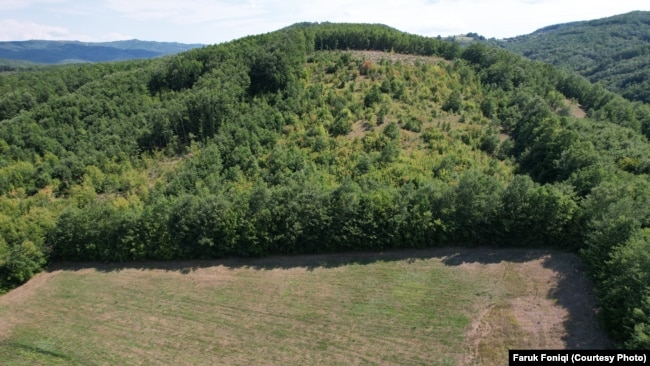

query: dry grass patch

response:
[0,248,610,365]
[348,50,450,66]
[566,99,587,119]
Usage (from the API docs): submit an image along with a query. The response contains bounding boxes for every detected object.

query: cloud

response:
[0,0,29,8]
[2,0,648,43]
[0,19,74,41]
[105,0,266,24]
[0,0,66,10]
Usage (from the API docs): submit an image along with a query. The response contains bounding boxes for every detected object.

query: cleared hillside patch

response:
[0,248,610,365]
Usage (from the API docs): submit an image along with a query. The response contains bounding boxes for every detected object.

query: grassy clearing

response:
[0,248,609,365]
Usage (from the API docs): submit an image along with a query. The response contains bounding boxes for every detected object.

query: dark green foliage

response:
[499,176,577,247]
[150,56,203,92]
[0,91,36,121]
[248,32,305,95]
[383,122,400,140]
[402,116,423,132]
[451,170,503,244]
[363,84,382,107]
[0,240,47,291]
[442,90,462,113]
[304,22,459,60]
[596,229,650,346]
[479,128,500,155]
[329,115,352,136]
[376,103,388,126]
[379,141,400,163]
[48,204,143,262]
[501,11,650,103]
[400,182,453,246]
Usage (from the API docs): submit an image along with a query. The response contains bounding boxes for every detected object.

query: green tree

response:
[442,90,462,113]
[383,121,400,140]
[364,84,382,107]
[452,170,503,244]
[599,229,650,346]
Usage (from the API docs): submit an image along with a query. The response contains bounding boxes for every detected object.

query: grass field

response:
[0,248,611,365]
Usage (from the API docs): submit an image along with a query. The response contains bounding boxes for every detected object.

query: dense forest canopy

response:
[500,11,650,103]
[1,22,650,348]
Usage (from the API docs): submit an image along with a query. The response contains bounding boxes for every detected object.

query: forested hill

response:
[2,22,650,348]
[500,11,650,103]
[0,39,203,65]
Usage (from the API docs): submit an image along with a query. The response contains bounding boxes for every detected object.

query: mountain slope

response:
[0,58,42,72]
[1,23,650,348]
[0,40,203,64]
[500,11,650,103]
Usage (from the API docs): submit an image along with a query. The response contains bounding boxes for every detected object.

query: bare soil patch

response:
[446,249,613,365]
[566,99,587,119]
[348,50,449,66]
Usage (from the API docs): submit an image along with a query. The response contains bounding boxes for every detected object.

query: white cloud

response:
[2,0,649,43]
[0,0,66,10]
[0,19,74,41]
[105,0,266,24]
[0,0,29,8]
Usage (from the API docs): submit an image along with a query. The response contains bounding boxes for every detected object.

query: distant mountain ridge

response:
[499,11,650,103]
[0,39,204,64]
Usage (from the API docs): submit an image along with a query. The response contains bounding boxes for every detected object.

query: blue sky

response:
[1,0,649,44]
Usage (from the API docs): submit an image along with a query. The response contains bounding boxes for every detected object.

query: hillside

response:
[0,40,203,65]
[500,11,650,103]
[0,58,42,72]
[1,22,650,349]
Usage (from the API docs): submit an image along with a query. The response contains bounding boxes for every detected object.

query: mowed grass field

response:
[0,248,611,365]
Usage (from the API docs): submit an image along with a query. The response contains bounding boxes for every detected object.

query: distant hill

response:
[500,11,650,103]
[0,39,204,64]
[0,57,42,72]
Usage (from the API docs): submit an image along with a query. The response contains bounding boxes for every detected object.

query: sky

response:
[1,0,649,44]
